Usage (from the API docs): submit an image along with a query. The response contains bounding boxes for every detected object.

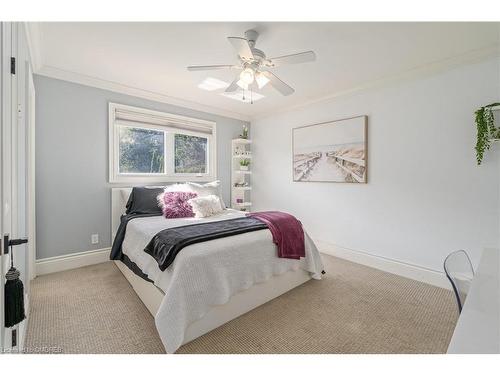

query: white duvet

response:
[121,209,324,353]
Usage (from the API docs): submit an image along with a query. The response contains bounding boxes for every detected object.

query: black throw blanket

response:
[110,212,162,281]
[144,217,268,271]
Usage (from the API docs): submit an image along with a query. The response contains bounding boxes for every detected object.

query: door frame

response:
[26,62,35,281]
[0,20,14,353]
[0,22,34,353]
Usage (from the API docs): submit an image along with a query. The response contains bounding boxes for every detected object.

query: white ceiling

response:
[32,22,500,120]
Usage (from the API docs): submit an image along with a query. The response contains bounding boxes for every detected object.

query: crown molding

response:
[252,44,500,122]
[36,65,251,122]
[24,22,43,72]
[23,21,499,123]
[24,22,250,121]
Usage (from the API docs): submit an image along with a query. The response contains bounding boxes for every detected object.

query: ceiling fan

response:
[187,29,316,98]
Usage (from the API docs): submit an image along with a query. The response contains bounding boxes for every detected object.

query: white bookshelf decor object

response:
[231,138,252,211]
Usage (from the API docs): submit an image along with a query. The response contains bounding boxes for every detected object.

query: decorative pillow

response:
[188,195,224,218]
[164,183,193,193]
[126,187,164,215]
[186,181,226,209]
[157,183,194,209]
[161,191,198,218]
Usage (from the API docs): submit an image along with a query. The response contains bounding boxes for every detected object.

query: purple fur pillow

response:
[161,191,198,218]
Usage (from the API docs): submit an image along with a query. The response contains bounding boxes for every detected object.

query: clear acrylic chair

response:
[443,250,475,313]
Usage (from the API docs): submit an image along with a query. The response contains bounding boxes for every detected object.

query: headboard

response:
[111,186,167,241]
[111,187,133,241]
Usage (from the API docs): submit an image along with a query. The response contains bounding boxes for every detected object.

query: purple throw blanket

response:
[247,211,305,259]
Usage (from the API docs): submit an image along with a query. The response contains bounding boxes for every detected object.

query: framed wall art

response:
[292,115,367,183]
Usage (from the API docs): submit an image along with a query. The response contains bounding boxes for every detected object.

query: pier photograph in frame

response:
[292,116,367,183]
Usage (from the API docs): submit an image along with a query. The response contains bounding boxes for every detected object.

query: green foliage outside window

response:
[175,134,207,173]
[119,127,164,173]
[118,127,208,174]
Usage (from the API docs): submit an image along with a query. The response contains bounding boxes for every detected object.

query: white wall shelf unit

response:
[231,138,252,212]
[232,155,252,159]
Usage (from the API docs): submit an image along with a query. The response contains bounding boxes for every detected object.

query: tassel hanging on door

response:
[4,249,25,328]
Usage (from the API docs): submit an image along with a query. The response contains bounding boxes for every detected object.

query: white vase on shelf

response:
[240,165,249,171]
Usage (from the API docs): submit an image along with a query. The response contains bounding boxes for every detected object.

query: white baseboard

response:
[36,247,111,276]
[315,240,450,289]
[34,242,449,289]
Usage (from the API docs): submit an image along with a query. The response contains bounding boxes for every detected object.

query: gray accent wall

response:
[35,75,248,260]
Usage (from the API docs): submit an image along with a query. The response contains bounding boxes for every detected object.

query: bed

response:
[110,187,324,353]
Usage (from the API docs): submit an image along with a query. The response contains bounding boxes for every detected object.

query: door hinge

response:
[11,57,16,75]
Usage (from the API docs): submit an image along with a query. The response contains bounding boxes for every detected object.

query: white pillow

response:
[188,195,224,218]
[186,181,226,209]
[164,183,193,193]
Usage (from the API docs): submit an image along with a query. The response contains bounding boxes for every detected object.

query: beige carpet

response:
[25,255,458,354]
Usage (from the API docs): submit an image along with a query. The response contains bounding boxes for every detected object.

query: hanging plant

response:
[475,103,500,165]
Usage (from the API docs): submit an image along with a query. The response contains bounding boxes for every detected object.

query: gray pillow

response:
[126,187,164,215]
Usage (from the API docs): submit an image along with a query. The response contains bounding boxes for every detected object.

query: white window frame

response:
[109,103,217,183]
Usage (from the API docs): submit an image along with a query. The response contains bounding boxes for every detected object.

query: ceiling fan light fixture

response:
[236,79,249,90]
[187,29,316,100]
[239,68,255,85]
[255,72,270,89]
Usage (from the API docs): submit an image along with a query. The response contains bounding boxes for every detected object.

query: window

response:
[119,127,165,174]
[109,103,216,183]
[174,134,207,174]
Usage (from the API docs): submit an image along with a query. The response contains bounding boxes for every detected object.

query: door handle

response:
[3,234,28,255]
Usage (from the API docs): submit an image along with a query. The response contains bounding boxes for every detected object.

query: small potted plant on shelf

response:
[239,125,249,139]
[239,158,250,171]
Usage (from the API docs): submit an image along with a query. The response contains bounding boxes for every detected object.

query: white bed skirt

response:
[114,260,312,349]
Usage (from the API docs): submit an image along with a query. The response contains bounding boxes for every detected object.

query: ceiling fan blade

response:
[225,77,240,92]
[227,37,254,60]
[262,71,294,96]
[266,51,316,67]
[187,64,237,71]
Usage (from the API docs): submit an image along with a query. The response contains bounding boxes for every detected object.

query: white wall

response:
[252,58,500,272]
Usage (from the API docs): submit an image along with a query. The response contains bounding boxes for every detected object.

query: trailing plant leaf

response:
[475,103,500,165]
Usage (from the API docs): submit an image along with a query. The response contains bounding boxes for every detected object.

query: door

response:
[1,21,33,354]
[0,20,14,354]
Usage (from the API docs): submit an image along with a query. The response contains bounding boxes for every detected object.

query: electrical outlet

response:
[91,234,99,245]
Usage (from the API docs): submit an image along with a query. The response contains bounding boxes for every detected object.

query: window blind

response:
[114,107,214,135]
